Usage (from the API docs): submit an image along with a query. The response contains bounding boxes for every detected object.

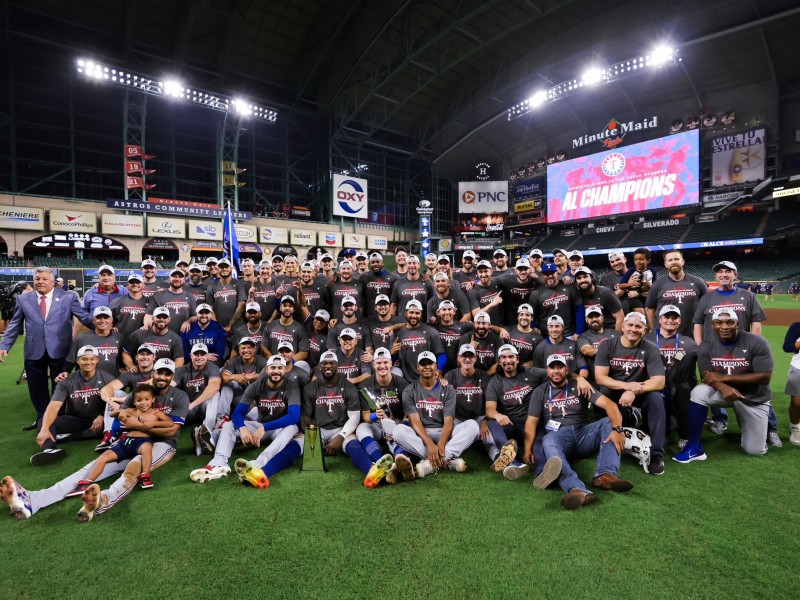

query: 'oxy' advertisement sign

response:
[332,174,368,219]
[458,181,508,214]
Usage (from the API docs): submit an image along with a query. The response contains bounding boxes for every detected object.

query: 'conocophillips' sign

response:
[49,209,97,233]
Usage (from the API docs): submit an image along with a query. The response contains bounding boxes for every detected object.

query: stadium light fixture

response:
[508,47,680,120]
[76,58,278,123]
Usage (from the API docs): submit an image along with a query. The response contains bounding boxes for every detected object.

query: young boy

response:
[64,385,172,497]
[618,247,657,314]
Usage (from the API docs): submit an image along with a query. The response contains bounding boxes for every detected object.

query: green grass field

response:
[1,324,799,599]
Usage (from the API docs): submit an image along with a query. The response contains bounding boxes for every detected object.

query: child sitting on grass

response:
[64,385,172,497]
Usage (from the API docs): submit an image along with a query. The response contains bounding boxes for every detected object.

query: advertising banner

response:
[513,178,544,199]
[107,198,250,220]
[147,217,185,239]
[711,128,765,187]
[234,224,258,242]
[259,226,288,245]
[290,229,315,246]
[458,181,509,214]
[49,209,97,233]
[332,174,368,219]
[0,206,44,231]
[546,129,700,223]
[368,235,388,251]
[514,198,544,213]
[318,231,342,248]
[343,233,366,249]
[188,219,223,241]
[102,214,143,237]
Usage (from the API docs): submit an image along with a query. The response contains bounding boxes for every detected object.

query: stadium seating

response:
[622,224,688,247]
[572,230,630,250]
[681,213,760,243]
[761,203,800,237]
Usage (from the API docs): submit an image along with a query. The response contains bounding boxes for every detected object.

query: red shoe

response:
[65,479,93,499]
[138,472,154,490]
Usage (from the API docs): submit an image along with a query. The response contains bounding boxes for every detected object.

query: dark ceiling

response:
[4,0,800,179]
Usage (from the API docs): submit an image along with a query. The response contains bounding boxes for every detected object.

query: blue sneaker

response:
[1,476,32,520]
[672,445,707,464]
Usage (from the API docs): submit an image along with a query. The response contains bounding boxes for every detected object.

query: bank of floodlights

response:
[508,45,679,120]
[76,59,278,123]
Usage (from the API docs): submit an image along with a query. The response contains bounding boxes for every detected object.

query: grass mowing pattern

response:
[1,326,799,598]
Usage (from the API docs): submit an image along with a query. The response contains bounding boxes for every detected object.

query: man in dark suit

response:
[0,267,94,428]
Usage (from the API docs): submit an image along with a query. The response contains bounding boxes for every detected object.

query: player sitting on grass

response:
[64,385,172,497]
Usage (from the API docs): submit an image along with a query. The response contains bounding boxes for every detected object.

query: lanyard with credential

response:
[547,384,567,420]
[656,331,679,349]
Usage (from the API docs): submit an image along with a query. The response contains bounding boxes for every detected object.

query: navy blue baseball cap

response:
[541,263,558,273]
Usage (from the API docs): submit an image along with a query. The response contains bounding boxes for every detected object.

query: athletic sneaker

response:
[55,433,72,442]
[491,440,518,473]
[138,472,154,490]
[532,456,562,490]
[790,427,800,446]
[647,455,665,475]
[364,454,394,488]
[385,465,400,485]
[0,476,32,520]
[189,465,231,483]
[767,431,782,448]
[197,424,214,454]
[709,421,728,435]
[502,461,530,481]
[77,483,106,523]
[446,458,467,473]
[394,454,415,482]
[234,459,269,489]
[415,459,436,479]
[95,431,114,452]
[64,479,94,499]
[673,445,707,464]
[30,448,64,466]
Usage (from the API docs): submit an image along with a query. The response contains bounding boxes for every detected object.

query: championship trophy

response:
[301,422,326,472]
[359,388,396,439]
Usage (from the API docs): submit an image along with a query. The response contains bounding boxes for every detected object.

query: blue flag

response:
[222,203,240,276]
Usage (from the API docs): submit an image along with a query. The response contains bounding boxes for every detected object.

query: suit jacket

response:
[0,289,94,360]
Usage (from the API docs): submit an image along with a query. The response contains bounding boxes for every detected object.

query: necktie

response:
[40,295,47,319]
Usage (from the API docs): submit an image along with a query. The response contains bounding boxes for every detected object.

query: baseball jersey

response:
[528,381,604,428]
[241,377,301,424]
[52,370,110,419]
[444,368,491,421]
[357,374,410,421]
[66,331,125,377]
[532,338,585,374]
[692,289,767,341]
[395,324,444,381]
[265,320,310,356]
[173,363,221,402]
[458,330,502,373]
[529,283,583,336]
[506,328,544,366]
[485,369,546,423]
[594,337,665,389]
[110,294,149,339]
[147,289,197,334]
[644,331,698,386]
[205,279,248,326]
[181,321,228,364]
[579,285,623,330]
[303,377,360,430]
[126,329,184,362]
[401,380,456,429]
[436,321,474,372]
[698,331,773,405]
[645,273,707,336]
[121,386,190,448]
[467,281,503,324]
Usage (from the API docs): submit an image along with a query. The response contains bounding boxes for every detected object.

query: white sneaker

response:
[189,465,230,483]
[790,428,800,446]
[446,458,467,473]
[415,459,436,479]
[502,462,530,481]
[767,431,782,448]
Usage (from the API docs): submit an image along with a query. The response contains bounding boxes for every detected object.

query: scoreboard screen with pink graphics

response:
[546,129,700,223]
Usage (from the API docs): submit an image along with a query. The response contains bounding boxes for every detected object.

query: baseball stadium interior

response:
[1,0,800,597]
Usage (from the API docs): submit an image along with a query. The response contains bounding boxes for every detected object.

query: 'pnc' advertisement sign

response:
[458,181,509,214]
[332,174,368,219]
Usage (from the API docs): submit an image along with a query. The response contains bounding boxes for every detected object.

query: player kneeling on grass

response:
[190,355,301,488]
[673,308,774,463]
[392,351,479,478]
[523,356,632,510]
[64,385,171,496]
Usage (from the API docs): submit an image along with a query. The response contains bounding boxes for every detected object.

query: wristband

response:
[370,412,378,422]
